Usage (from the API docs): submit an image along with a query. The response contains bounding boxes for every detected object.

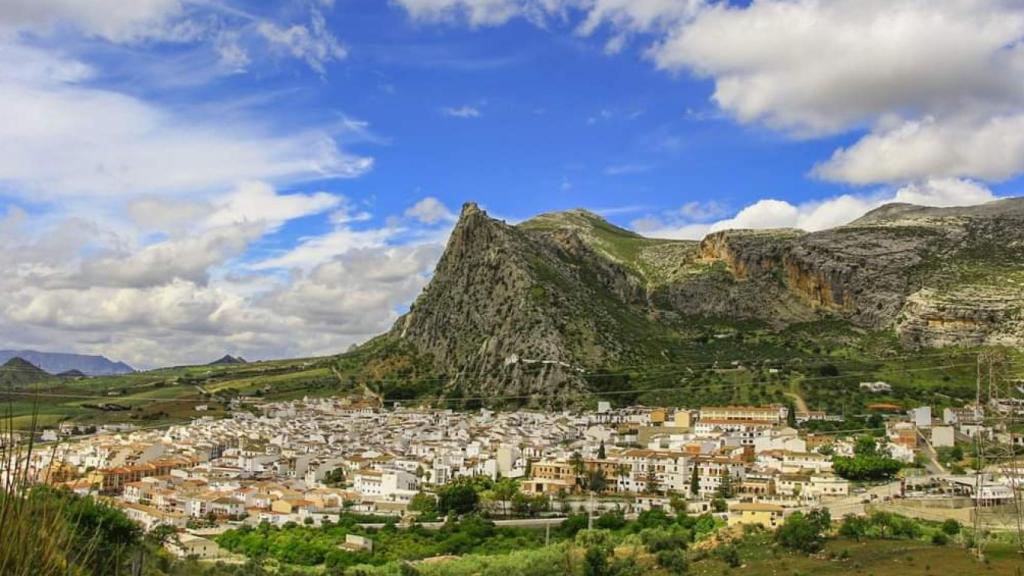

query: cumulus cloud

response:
[636,179,999,240]
[0,195,452,368]
[650,0,1024,135]
[405,197,457,224]
[813,114,1024,184]
[0,0,195,43]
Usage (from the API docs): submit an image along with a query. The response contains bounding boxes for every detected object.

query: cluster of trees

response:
[412,476,549,520]
[832,436,902,480]
[838,511,959,545]
[216,514,563,570]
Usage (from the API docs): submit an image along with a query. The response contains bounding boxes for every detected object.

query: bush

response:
[941,519,961,535]
[575,529,613,551]
[931,532,948,546]
[595,509,626,530]
[656,549,688,574]
[641,526,689,553]
[583,545,609,576]
[717,544,741,567]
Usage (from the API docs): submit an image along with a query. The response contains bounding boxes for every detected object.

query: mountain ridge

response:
[0,350,134,376]
[374,198,1024,399]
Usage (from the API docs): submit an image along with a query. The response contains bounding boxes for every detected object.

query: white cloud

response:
[205,181,342,230]
[636,179,999,239]
[393,0,528,27]
[603,163,650,176]
[0,194,452,368]
[405,197,456,224]
[650,0,1024,136]
[577,0,704,36]
[215,30,251,72]
[678,200,727,221]
[257,8,347,74]
[0,44,372,200]
[73,223,266,288]
[813,114,1024,184]
[442,105,482,118]
[0,0,194,43]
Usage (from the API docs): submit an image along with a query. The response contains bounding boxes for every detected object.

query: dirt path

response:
[784,389,809,414]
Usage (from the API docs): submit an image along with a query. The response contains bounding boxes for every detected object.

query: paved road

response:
[916,429,946,475]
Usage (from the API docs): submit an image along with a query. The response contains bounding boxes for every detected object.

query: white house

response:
[167,534,223,559]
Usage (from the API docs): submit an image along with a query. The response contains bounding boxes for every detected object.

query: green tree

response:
[323,467,345,486]
[571,451,586,488]
[716,470,734,498]
[644,468,659,494]
[838,514,868,541]
[408,492,438,519]
[689,464,700,496]
[437,480,479,517]
[587,469,608,493]
[941,519,961,535]
[776,510,827,553]
[597,441,606,460]
[492,478,519,518]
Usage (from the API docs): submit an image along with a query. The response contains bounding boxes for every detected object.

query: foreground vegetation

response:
[206,504,1024,576]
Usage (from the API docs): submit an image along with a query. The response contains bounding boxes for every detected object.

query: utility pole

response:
[973,352,985,561]
[587,490,594,530]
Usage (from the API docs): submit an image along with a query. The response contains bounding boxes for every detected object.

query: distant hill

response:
[209,355,247,366]
[0,357,51,387]
[0,350,134,376]
[57,369,87,379]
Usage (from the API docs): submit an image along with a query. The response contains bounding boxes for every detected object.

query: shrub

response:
[583,545,609,576]
[656,549,688,574]
[717,544,741,567]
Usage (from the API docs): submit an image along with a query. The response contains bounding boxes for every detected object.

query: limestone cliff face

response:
[381,198,1024,397]
[896,288,1024,348]
[694,200,1024,337]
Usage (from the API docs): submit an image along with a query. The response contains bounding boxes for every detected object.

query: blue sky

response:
[1,0,1022,366]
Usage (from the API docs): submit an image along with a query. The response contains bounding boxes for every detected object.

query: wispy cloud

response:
[603,163,651,176]
[442,105,482,118]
